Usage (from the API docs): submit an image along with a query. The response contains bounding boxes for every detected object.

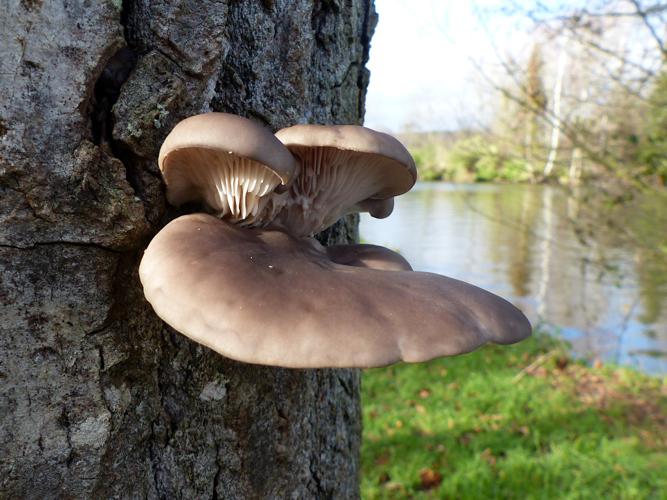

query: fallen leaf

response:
[458,433,473,445]
[378,472,391,484]
[517,426,530,436]
[479,414,504,422]
[384,481,405,492]
[419,388,431,399]
[480,448,497,466]
[556,356,569,369]
[418,468,443,490]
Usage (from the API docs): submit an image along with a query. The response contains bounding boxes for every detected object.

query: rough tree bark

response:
[0,1,377,498]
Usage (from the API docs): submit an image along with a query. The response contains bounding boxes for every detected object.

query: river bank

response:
[361,332,667,498]
[360,182,667,374]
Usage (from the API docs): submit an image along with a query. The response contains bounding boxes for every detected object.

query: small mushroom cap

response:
[160,113,297,185]
[272,125,416,235]
[158,113,297,224]
[275,124,416,198]
[139,213,531,368]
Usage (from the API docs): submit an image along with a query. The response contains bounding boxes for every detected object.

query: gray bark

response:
[0,1,376,498]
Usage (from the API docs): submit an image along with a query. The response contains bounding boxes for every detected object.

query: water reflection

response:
[360,183,667,374]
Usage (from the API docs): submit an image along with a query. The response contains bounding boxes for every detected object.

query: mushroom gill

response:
[158,113,297,226]
[272,147,403,235]
[165,149,284,224]
[273,124,416,236]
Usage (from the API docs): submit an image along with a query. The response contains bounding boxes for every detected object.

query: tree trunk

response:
[0,1,376,498]
[543,37,568,178]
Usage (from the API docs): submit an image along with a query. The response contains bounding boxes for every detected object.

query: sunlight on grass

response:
[361,333,667,499]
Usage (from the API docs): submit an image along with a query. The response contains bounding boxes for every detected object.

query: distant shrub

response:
[501,158,534,182]
[473,154,498,181]
[408,136,451,181]
[406,133,536,183]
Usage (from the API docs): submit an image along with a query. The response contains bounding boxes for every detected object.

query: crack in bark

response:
[90,47,137,146]
[356,0,376,121]
[148,421,162,496]
[212,442,222,499]
[0,241,120,253]
[58,406,75,468]
[332,61,359,89]
[337,373,354,397]
[89,0,148,205]
[0,180,53,222]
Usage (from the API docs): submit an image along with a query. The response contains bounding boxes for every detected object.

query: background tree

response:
[640,69,667,184]
[482,0,667,184]
[0,1,376,497]
[524,43,548,170]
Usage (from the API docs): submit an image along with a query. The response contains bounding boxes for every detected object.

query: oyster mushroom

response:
[159,113,297,225]
[273,124,416,236]
[139,214,531,368]
[140,113,531,368]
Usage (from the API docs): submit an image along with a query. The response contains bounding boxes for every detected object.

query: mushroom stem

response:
[353,198,395,219]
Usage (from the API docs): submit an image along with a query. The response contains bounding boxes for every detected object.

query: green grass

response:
[361,333,667,499]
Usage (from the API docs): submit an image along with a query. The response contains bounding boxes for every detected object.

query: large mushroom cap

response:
[273,124,417,236]
[139,213,531,368]
[159,113,297,225]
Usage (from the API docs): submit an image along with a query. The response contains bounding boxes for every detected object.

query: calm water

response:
[360,183,667,374]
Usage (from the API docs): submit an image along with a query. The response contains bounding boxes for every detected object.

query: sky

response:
[363,0,526,133]
[363,0,664,133]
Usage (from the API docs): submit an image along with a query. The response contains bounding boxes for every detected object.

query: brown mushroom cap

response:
[159,113,297,225]
[139,213,531,368]
[273,124,416,236]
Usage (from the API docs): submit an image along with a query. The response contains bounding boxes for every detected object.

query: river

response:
[360,183,667,374]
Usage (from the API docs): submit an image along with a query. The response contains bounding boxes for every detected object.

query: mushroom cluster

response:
[139,113,531,368]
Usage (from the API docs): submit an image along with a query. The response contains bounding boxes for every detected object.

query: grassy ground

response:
[361,333,667,499]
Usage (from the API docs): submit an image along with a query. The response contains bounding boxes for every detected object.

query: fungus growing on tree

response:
[139,113,531,368]
[273,124,417,236]
[158,113,297,225]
